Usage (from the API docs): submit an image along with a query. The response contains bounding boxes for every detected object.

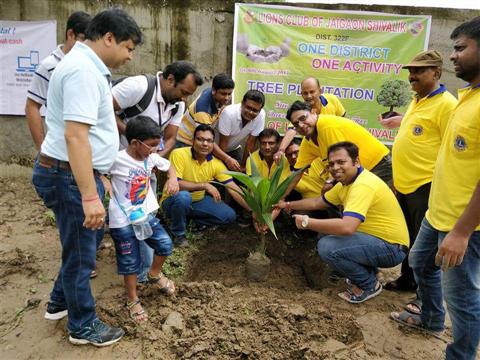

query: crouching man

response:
[276,141,409,303]
[161,124,251,247]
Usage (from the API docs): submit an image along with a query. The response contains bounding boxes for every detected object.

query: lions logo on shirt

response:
[412,125,423,136]
[454,135,467,152]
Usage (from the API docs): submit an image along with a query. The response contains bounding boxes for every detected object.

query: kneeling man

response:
[277,142,409,303]
[161,124,250,247]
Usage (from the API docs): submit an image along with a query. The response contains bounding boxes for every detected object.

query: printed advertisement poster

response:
[232,4,431,143]
[0,21,56,115]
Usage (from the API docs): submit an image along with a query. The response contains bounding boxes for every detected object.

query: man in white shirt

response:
[112,61,203,157]
[32,8,142,347]
[25,11,91,150]
[215,90,266,171]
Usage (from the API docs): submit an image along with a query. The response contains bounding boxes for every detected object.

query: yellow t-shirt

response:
[176,89,220,145]
[426,85,480,231]
[321,93,346,117]
[294,115,390,170]
[246,150,291,182]
[324,169,409,246]
[288,94,345,130]
[294,157,326,198]
[393,86,457,194]
[160,147,232,203]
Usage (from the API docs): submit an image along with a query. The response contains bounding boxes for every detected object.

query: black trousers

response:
[396,182,431,284]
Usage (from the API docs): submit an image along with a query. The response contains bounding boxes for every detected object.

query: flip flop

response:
[390,310,445,341]
[404,297,422,316]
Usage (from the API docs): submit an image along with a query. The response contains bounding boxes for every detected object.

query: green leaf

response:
[257,178,271,212]
[269,167,306,206]
[261,212,277,239]
[224,171,256,190]
[249,151,262,179]
[266,157,285,206]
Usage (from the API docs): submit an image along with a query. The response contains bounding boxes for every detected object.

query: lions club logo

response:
[454,135,467,151]
[412,125,423,136]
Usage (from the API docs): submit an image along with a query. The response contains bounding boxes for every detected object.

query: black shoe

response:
[69,318,125,347]
[44,301,68,320]
[173,235,189,248]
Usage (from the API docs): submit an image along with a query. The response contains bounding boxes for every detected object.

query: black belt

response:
[398,244,409,254]
[38,153,100,176]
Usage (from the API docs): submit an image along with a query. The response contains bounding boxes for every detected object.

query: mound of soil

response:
[0,173,451,359]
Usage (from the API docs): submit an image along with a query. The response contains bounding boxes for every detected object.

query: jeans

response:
[32,159,104,332]
[317,232,406,290]
[396,182,431,285]
[110,215,172,275]
[162,191,236,237]
[409,218,480,360]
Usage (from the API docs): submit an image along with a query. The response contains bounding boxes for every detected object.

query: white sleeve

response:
[27,62,50,105]
[149,153,171,172]
[169,101,185,127]
[251,110,266,136]
[217,108,232,136]
[111,75,147,110]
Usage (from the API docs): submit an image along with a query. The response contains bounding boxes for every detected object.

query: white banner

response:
[0,20,56,115]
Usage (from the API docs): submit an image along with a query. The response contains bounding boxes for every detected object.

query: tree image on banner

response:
[377,79,411,118]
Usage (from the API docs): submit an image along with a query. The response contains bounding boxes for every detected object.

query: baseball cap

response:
[403,50,443,69]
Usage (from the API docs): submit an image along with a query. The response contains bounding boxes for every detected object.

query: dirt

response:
[0,169,458,359]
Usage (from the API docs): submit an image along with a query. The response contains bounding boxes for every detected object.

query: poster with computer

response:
[0,20,56,115]
[232,4,431,143]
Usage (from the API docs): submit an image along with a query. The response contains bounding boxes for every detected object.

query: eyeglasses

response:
[137,140,159,152]
[291,113,309,128]
[195,137,214,144]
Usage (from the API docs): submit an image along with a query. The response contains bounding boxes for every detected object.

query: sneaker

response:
[173,235,189,248]
[69,318,125,347]
[44,302,68,320]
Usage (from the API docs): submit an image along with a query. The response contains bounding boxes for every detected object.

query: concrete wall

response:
[0,0,479,163]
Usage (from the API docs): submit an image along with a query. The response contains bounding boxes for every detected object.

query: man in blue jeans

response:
[161,124,251,247]
[391,17,480,360]
[276,141,408,303]
[32,9,142,346]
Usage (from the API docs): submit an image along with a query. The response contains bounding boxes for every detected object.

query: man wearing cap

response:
[391,18,480,359]
[380,50,457,299]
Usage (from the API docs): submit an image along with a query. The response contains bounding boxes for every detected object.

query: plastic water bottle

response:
[129,208,152,240]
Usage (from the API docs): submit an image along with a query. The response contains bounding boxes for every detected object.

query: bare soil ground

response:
[0,167,459,359]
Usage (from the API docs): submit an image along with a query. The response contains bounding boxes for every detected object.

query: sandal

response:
[338,281,382,304]
[126,299,148,324]
[147,272,176,296]
[390,310,445,341]
[404,297,422,316]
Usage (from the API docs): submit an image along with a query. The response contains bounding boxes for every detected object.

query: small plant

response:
[222,158,305,280]
[376,79,411,118]
[43,210,56,226]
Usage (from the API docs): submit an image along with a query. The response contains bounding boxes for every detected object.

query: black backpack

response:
[112,74,180,129]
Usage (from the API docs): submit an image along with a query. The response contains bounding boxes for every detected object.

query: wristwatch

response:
[301,215,309,229]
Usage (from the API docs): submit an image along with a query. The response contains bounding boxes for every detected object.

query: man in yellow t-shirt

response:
[391,19,480,360]
[161,124,250,247]
[276,142,408,304]
[274,77,346,163]
[380,50,457,294]
[246,128,290,181]
[286,101,391,185]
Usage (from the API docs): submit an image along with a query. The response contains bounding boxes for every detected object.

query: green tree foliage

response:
[376,79,411,112]
[223,158,305,255]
